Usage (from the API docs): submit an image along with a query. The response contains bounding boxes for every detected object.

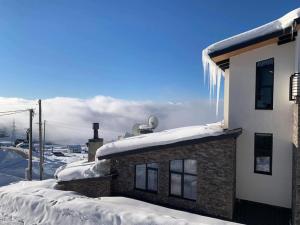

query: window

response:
[135,163,158,192]
[255,58,274,110]
[254,133,273,175]
[169,159,197,200]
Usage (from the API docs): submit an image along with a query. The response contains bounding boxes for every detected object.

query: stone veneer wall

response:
[110,137,237,220]
[57,176,112,197]
[293,103,300,225]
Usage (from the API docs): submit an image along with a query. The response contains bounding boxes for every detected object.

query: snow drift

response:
[55,159,110,182]
[0,179,241,225]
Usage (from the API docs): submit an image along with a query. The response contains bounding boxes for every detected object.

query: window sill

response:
[134,188,158,194]
[169,194,196,202]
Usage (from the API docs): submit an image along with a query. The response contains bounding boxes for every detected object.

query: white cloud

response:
[0,96,223,144]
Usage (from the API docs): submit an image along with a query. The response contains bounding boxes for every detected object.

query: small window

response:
[169,159,197,200]
[135,163,158,192]
[254,133,273,175]
[255,58,274,110]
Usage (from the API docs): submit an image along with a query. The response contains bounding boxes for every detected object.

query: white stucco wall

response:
[226,42,295,208]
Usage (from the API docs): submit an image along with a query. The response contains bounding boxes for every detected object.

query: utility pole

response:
[43,120,46,164]
[38,100,43,180]
[27,109,33,181]
[11,120,16,145]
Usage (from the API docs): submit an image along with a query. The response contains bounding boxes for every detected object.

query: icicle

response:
[202,48,224,115]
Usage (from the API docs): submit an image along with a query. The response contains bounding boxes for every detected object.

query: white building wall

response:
[226,42,295,208]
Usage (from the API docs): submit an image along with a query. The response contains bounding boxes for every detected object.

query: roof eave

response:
[208,19,300,63]
[97,128,242,160]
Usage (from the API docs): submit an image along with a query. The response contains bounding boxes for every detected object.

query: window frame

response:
[169,159,197,201]
[254,133,273,175]
[255,58,274,110]
[134,163,158,193]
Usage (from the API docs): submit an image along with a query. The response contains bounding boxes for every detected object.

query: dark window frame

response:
[169,159,197,201]
[254,133,273,175]
[134,163,158,193]
[255,58,274,110]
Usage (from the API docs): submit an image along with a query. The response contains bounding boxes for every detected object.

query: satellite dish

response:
[148,116,159,129]
[132,123,141,136]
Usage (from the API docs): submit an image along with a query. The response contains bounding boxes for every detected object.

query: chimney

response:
[88,122,103,162]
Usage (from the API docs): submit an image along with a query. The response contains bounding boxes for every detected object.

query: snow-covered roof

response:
[204,8,300,59]
[202,8,300,115]
[55,159,110,182]
[96,122,241,159]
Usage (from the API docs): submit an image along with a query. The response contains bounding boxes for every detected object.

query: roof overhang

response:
[209,19,300,64]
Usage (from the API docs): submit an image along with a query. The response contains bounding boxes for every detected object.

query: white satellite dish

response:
[148,116,159,129]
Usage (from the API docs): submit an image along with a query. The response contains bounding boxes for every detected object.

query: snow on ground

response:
[0,147,87,186]
[96,122,223,158]
[0,179,241,225]
[55,159,110,182]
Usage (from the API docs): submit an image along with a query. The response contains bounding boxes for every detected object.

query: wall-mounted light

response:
[290,73,300,102]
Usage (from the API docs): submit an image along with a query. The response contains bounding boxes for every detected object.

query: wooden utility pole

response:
[27,109,33,181]
[43,120,46,164]
[38,100,43,180]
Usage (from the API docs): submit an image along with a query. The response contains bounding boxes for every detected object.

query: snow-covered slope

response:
[0,179,241,225]
[96,122,223,159]
[0,149,86,186]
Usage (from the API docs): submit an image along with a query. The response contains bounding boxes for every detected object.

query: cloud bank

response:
[0,96,223,144]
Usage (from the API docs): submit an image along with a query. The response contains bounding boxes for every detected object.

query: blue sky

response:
[0,0,298,101]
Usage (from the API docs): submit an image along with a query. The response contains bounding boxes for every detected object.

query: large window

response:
[135,163,158,192]
[255,58,274,110]
[169,159,197,200]
[254,133,273,175]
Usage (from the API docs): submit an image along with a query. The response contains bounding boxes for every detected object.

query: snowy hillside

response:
[0,149,86,186]
[0,179,241,225]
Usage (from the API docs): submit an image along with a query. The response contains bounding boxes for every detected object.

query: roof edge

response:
[98,128,242,160]
[208,20,299,62]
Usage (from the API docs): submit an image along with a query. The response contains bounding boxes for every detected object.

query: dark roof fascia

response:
[98,128,242,160]
[208,20,299,59]
[57,174,116,185]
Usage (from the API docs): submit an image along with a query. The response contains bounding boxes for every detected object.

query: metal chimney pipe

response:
[93,123,99,139]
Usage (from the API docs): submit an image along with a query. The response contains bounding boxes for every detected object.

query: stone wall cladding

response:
[293,103,300,225]
[111,137,237,219]
[57,176,112,198]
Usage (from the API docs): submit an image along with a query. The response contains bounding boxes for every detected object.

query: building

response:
[67,145,82,153]
[203,8,300,225]
[57,8,300,225]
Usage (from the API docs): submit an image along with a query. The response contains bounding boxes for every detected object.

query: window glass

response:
[255,58,274,110]
[170,173,182,196]
[184,159,197,174]
[170,160,182,172]
[147,169,158,191]
[255,133,272,175]
[256,156,271,172]
[184,175,197,200]
[135,164,146,189]
[147,163,158,169]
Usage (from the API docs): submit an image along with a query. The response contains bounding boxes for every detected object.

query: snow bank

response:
[96,122,223,159]
[0,179,241,225]
[55,159,110,182]
[0,148,87,186]
[202,8,300,114]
